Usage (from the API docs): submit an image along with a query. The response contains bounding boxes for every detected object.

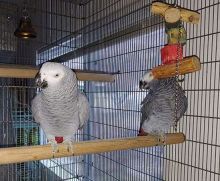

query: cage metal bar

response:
[50,16,162,62]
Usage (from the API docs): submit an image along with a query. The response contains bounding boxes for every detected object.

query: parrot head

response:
[35,62,76,89]
[139,70,156,90]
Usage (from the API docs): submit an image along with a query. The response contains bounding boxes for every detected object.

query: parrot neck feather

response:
[42,79,78,100]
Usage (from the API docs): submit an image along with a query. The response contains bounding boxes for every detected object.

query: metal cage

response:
[0,0,219,180]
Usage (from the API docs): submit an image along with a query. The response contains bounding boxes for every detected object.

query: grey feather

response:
[78,92,90,129]
[140,77,188,135]
[31,62,90,141]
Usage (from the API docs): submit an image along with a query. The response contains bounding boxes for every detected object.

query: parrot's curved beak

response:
[139,80,149,90]
[35,72,48,89]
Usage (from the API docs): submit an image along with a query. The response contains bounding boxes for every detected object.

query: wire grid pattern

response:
[0,0,85,180]
[83,1,164,180]
[0,0,219,181]
[83,0,220,180]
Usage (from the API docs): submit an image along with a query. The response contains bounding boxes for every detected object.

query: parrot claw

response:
[63,139,74,154]
[153,133,166,146]
[159,134,166,146]
[48,139,59,155]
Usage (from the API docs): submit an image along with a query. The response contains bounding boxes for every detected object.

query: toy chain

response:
[174,20,182,132]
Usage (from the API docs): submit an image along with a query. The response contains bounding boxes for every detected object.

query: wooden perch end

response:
[0,64,115,82]
[152,56,201,79]
[0,133,185,165]
[151,1,200,24]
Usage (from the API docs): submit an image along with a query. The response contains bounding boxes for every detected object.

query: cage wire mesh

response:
[0,0,219,181]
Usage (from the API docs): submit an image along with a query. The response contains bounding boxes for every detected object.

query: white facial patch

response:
[40,64,66,86]
[141,71,154,82]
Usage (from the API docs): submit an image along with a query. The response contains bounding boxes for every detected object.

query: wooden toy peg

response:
[151,1,200,24]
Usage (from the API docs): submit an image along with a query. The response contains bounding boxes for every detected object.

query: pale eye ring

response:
[55,74,59,77]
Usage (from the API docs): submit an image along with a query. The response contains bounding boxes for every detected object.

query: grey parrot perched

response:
[138,70,188,141]
[31,62,89,154]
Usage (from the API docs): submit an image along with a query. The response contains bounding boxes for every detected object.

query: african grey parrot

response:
[31,62,89,154]
[138,70,188,141]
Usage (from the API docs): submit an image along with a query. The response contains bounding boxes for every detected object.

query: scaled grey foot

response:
[63,137,74,154]
[48,138,59,156]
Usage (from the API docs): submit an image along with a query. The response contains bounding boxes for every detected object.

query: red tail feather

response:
[55,136,64,143]
[138,128,148,136]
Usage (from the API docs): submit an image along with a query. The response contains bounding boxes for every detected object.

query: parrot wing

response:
[140,94,153,128]
[31,93,43,124]
[77,92,90,129]
[140,91,175,133]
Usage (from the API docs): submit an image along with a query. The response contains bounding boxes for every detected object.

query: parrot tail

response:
[138,128,149,136]
[55,136,64,143]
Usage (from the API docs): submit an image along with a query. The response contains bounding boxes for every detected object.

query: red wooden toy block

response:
[161,44,183,64]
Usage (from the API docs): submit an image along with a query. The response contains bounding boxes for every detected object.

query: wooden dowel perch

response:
[152,56,201,79]
[151,1,200,24]
[0,64,115,82]
[0,133,185,165]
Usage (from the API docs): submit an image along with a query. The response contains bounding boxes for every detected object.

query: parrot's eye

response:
[55,74,59,77]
